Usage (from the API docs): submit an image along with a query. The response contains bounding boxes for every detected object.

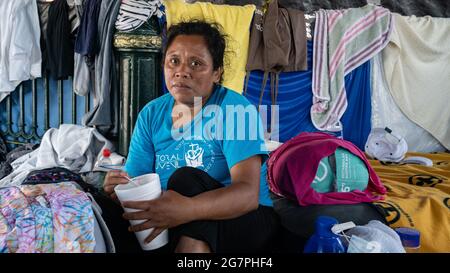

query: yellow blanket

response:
[163,0,255,94]
[369,152,450,252]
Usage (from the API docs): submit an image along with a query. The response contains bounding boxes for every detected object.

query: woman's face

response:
[164,35,222,106]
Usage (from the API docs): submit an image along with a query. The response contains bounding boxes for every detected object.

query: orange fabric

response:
[369,152,450,252]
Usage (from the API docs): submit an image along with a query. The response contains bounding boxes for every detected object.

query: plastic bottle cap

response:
[103,148,111,157]
[315,216,339,237]
[395,227,420,248]
[303,216,346,253]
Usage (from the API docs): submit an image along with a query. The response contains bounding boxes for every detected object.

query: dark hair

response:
[162,21,227,82]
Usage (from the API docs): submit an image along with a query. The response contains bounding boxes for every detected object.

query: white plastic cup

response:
[114,173,169,250]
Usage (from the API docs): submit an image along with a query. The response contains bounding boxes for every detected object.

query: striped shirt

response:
[311,4,393,132]
[115,0,164,32]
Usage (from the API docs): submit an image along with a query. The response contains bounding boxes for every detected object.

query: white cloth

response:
[0,124,115,187]
[371,53,446,153]
[382,14,450,150]
[73,53,91,96]
[0,0,41,94]
[0,92,10,103]
[346,220,405,253]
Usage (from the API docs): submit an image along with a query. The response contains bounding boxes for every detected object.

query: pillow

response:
[163,0,255,93]
[311,147,369,193]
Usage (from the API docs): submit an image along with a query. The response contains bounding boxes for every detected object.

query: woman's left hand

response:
[122,190,193,244]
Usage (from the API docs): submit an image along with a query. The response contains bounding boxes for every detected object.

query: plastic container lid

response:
[395,227,420,248]
[102,148,111,157]
[304,216,346,253]
[315,216,339,237]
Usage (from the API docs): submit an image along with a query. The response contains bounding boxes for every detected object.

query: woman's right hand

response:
[103,170,129,201]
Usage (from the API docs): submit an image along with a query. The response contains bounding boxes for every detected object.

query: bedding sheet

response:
[370,152,450,252]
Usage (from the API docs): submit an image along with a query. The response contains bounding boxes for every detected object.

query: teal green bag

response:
[311,148,369,193]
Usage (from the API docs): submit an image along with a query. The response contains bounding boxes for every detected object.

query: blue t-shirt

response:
[125,85,273,207]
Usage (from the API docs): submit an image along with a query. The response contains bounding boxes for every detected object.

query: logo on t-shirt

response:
[180,140,215,172]
[185,143,204,168]
[156,154,183,170]
[155,139,215,173]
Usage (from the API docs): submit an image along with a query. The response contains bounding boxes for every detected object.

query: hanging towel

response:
[163,0,255,94]
[311,4,393,132]
[382,14,450,150]
[244,41,372,150]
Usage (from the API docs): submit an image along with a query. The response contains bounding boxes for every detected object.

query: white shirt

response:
[0,0,41,94]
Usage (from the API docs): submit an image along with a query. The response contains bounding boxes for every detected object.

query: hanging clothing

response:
[73,0,102,96]
[73,54,92,96]
[244,41,372,150]
[0,0,41,95]
[311,4,393,132]
[38,0,83,74]
[371,53,446,153]
[163,0,255,94]
[46,0,74,79]
[67,0,85,34]
[83,0,121,135]
[36,1,51,75]
[246,0,307,74]
[115,0,164,32]
[244,0,307,139]
[340,58,372,150]
[75,0,102,57]
[382,14,450,150]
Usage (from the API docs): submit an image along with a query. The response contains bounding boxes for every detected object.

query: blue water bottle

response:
[303,216,347,253]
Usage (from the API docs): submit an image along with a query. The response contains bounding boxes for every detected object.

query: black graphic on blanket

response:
[374,202,401,226]
[380,161,407,166]
[408,175,445,187]
[436,161,449,166]
[444,198,450,210]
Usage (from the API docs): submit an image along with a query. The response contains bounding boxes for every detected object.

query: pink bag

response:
[267,132,386,206]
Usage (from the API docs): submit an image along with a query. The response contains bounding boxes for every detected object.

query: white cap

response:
[365,127,408,162]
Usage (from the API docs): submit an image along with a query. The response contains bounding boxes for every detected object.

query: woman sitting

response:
[103,21,279,253]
